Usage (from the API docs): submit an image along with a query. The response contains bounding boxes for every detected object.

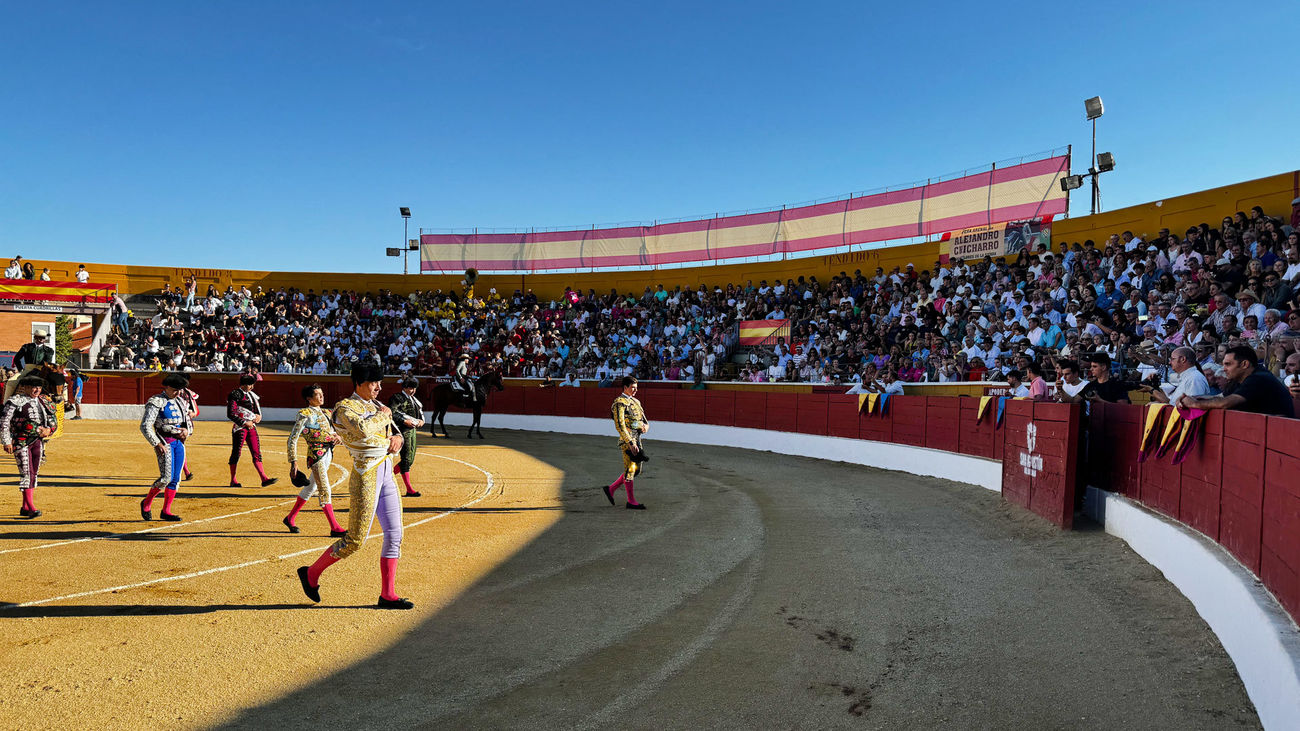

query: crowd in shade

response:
[96,205,1300,414]
[96,276,739,383]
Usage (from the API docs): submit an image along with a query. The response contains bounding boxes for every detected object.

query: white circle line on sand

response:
[3,449,496,608]
[0,443,346,556]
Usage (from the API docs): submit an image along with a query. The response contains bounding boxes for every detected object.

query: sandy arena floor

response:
[0,420,1259,729]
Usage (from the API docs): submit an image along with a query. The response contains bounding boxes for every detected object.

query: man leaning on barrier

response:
[1179,345,1295,418]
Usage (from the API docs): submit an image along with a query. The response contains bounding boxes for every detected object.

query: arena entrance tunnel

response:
[13,372,1299,727]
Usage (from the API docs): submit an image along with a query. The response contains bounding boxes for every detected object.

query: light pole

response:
[1060,97,1115,214]
[399,207,412,275]
[1085,97,1104,214]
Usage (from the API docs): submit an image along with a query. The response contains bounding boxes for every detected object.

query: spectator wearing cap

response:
[1235,289,1268,331]
[1205,292,1238,335]
[1180,344,1295,417]
[11,332,55,371]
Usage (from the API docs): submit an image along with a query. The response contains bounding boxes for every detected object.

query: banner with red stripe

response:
[0,280,116,304]
[421,154,1070,271]
[738,319,790,346]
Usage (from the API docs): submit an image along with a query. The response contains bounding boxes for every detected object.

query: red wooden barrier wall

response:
[1263,417,1300,620]
[890,396,927,447]
[79,371,1300,624]
[1086,402,1300,626]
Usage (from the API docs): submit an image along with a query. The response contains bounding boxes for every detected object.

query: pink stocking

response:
[287,497,307,523]
[307,547,340,586]
[322,504,344,533]
[380,557,400,600]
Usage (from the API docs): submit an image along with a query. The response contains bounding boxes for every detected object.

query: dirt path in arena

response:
[1,422,1258,729]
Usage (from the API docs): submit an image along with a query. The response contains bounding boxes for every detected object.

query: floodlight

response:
[408,239,419,250]
[386,247,402,257]
[1096,152,1115,172]
[1060,175,1084,192]
[1084,96,1104,120]
[399,207,411,218]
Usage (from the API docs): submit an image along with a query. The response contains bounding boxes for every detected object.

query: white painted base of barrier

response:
[83,405,1002,492]
[1084,486,1300,731]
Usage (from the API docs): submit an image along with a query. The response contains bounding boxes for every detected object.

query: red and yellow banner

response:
[421,155,1070,271]
[0,280,116,304]
[737,319,790,347]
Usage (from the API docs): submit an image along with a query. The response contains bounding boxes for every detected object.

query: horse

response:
[429,370,504,439]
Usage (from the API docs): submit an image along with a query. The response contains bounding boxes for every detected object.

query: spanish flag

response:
[737,319,791,346]
[0,280,116,304]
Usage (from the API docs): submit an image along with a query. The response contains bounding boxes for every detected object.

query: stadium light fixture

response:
[1060,175,1084,192]
[1082,96,1109,214]
[399,207,413,275]
[1084,96,1104,121]
[408,238,419,251]
[386,247,402,257]
[1096,152,1115,172]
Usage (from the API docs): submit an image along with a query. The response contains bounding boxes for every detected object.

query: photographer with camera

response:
[1142,346,1212,404]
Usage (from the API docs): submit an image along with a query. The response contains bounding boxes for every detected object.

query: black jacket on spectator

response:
[1083,378,1133,403]
[1225,370,1295,418]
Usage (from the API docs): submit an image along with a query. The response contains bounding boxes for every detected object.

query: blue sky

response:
[3,1,1297,274]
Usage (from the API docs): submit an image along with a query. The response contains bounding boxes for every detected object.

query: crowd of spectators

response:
[2,256,83,282]
[95,204,1300,414]
[96,277,740,385]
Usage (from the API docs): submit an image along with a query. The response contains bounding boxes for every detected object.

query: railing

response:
[0,279,117,307]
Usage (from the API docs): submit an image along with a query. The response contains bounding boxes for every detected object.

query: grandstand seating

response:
[92,205,1299,407]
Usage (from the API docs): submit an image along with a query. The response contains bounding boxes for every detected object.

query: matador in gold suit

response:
[603,376,648,509]
[298,362,413,609]
[282,384,346,536]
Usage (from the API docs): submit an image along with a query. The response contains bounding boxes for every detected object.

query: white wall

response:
[1085,487,1300,730]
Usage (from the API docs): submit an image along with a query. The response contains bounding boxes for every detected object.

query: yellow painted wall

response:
[26,241,940,302]
[27,171,1297,301]
[1052,170,1298,245]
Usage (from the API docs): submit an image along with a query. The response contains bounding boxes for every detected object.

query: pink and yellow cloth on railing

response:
[0,280,116,304]
[420,155,1070,271]
[1137,403,1208,465]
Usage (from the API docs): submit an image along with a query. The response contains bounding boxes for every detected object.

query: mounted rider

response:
[452,352,475,400]
[5,332,57,401]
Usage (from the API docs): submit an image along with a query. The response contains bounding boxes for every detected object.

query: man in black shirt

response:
[1180,345,1295,418]
[11,333,55,370]
[5,333,57,400]
[1082,352,1133,403]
